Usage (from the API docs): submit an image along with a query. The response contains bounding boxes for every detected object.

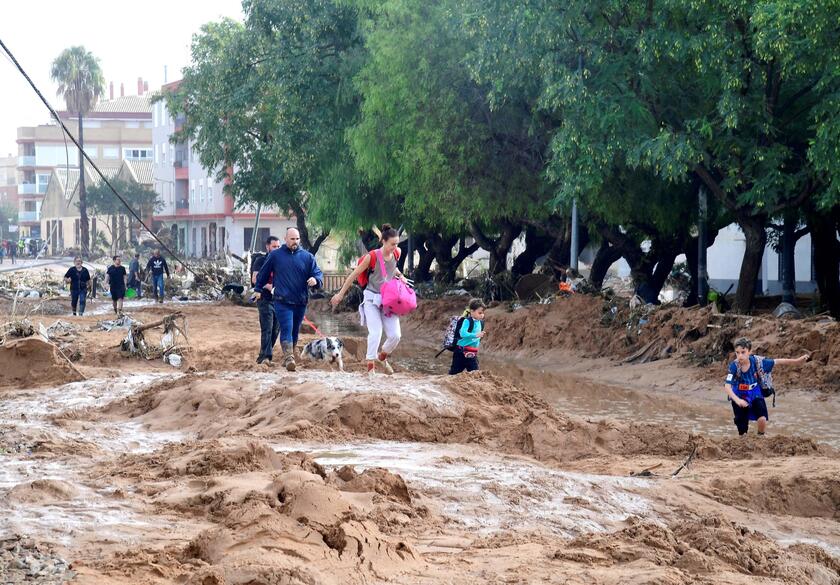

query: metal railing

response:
[176,199,189,210]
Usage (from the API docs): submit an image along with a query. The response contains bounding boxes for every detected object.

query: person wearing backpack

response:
[725,337,809,436]
[331,224,411,375]
[448,299,486,375]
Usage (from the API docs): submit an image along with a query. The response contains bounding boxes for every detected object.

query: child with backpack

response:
[447,299,486,375]
[331,224,415,375]
[725,337,809,436]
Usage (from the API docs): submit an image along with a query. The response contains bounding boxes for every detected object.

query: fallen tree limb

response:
[671,445,697,477]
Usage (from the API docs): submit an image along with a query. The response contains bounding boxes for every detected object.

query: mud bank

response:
[93,370,833,465]
[403,295,840,392]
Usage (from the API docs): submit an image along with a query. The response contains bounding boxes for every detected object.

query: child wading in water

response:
[449,299,486,375]
[725,337,808,436]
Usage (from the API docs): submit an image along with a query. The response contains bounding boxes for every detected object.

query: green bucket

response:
[125,287,138,299]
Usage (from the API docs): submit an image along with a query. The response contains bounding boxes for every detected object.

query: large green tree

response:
[161,0,377,253]
[468,0,839,312]
[51,46,105,256]
[348,0,557,278]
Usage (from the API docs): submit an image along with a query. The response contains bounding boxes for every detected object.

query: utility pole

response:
[570,52,583,273]
[249,203,262,253]
[780,212,796,304]
[698,186,709,306]
[570,199,579,272]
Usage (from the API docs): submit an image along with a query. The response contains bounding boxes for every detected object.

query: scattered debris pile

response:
[0,319,35,343]
[0,535,73,584]
[0,269,66,300]
[120,311,189,364]
[98,314,134,332]
[38,320,81,360]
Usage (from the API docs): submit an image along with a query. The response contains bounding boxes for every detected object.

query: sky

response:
[0,0,243,156]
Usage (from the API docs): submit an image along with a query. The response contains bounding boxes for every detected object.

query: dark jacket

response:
[254,245,323,305]
[64,266,91,292]
[146,255,170,277]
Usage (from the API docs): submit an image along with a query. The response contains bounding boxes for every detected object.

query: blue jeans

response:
[274,302,307,345]
[152,274,165,299]
[71,288,87,315]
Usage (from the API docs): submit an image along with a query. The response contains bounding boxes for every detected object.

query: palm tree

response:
[51,46,105,256]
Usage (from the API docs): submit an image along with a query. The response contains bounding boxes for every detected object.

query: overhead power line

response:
[0,36,220,289]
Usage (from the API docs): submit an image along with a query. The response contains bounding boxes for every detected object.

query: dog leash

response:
[303,315,327,339]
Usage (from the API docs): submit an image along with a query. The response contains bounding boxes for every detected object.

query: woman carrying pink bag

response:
[331,224,415,375]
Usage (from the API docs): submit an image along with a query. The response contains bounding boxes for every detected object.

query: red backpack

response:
[356,248,400,288]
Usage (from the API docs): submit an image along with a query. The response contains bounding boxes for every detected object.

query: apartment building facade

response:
[15,86,152,238]
[152,80,293,257]
[0,155,17,238]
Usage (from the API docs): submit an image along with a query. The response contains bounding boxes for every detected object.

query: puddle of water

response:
[274,440,652,537]
[85,298,212,316]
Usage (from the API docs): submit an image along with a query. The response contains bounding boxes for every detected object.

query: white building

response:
[605,223,817,295]
[151,80,294,257]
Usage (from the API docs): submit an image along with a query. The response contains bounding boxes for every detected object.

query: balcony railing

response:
[173,159,187,168]
[176,199,190,210]
[18,211,39,222]
[18,155,35,167]
[18,183,36,195]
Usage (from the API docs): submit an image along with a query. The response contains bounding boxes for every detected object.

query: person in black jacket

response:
[146,249,170,303]
[251,235,281,364]
[64,256,91,316]
[254,228,323,371]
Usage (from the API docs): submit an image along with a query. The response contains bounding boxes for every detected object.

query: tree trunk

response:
[469,220,522,275]
[397,239,408,272]
[290,201,328,254]
[733,214,767,314]
[428,233,479,283]
[809,210,840,318]
[648,247,679,299]
[414,235,435,282]
[780,212,796,304]
[511,224,555,278]
[78,114,90,257]
[589,239,622,289]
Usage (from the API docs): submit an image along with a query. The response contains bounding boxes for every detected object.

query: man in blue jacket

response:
[254,227,323,371]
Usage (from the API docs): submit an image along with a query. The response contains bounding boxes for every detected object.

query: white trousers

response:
[361,289,401,360]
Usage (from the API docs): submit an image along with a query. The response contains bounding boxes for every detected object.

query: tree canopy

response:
[167,0,840,314]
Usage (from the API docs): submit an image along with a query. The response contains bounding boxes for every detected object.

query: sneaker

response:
[367,361,376,377]
[256,354,266,364]
[377,351,394,375]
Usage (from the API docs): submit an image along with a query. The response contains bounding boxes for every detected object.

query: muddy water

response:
[311,311,840,448]
[274,440,653,537]
[0,375,185,544]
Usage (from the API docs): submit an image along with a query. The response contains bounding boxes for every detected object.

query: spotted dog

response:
[301,337,345,371]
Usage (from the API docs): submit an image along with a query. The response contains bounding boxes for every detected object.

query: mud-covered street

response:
[0,295,838,584]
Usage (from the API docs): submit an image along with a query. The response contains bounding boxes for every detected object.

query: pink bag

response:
[377,249,417,317]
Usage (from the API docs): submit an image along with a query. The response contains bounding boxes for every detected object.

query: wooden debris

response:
[671,445,697,477]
